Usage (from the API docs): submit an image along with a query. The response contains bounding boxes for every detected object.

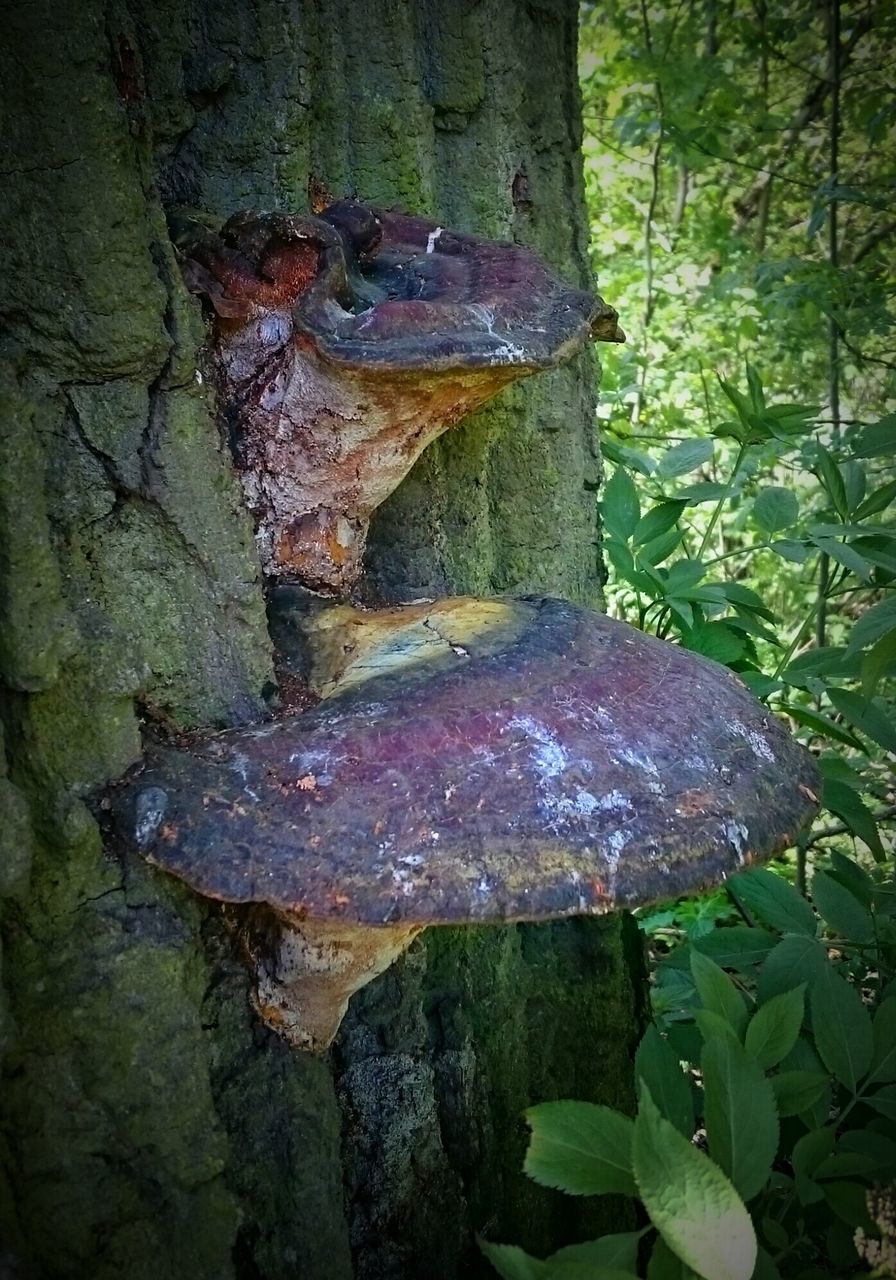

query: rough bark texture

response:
[0,3,642,1278]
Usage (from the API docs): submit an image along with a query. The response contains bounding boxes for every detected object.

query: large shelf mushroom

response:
[107,597,820,1052]
[178,200,623,593]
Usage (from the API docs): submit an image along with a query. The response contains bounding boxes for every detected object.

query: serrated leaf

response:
[810,535,873,581]
[770,1071,828,1117]
[524,1102,637,1197]
[862,628,896,696]
[702,1038,779,1201]
[791,1127,834,1205]
[810,966,873,1091]
[757,935,828,1003]
[478,1240,546,1280]
[778,702,867,750]
[668,927,778,971]
[633,501,687,546]
[691,950,748,1038]
[634,1088,757,1280]
[828,849,875,902]
[657,439,714,478]
[823,1181,877,1232]
[695,1008,743,1047]
[848,417,896,458]
[745,986,806,1069]
[847,597,896,654]
[753,488,798,533]
[636,1025,695,1138]
[602,468,641,542]
[727,869,817,937]
[771,539,810,563]
[680,620,747,665]
[822,779,886,859]
[854,478,896,521]
[827,686,896,753]
[549,1232,643,1273]
[810,870,875,941]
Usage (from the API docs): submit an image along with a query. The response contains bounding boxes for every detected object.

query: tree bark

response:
[0,3,644,1277]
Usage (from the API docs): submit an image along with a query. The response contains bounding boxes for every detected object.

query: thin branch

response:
[804,805,896,851]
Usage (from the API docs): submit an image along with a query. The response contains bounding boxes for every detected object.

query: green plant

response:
[479,856,896,1280]
[599,360,895,870]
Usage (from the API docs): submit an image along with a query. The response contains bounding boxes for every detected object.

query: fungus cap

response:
[181,204,623,591]
[117,597,819,926]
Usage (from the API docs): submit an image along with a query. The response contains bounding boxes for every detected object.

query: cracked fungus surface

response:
[116,598,820,926]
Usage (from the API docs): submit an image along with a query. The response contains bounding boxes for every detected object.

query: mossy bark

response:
[0,3,641,1278]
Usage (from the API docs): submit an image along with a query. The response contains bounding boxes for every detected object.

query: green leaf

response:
[745,986,806,1069]
[751,1247,783,1280]
[757,935,828,1003]
[770,1071,828,1118]
[633,1088,757,1280]
[810,870,875,942]
[868,998,896,1083]
[695,1008,743,1048]
[823,1181,877,1232]
[718,375,753,428]
[647,1236,701,1280]
[727,869,817,937]
[680,621,747,665]
[853,478,896,521]
[753,488,798,533]
[524,1102,637,1197]
[479,1241,546,1280]
[770,540,810,564]
[814,446,849,521]
[791,1127,834,1205]
[639,527,684,567]
[809,966,873,1092]
[846,596,896,653]
[549,1233,644,1274]
[827,686,896,753]
[657,439,714,478]
[702,1038,779,1201]
[689,927,778,971]
[822,779,886,859]
[862,628,896,695]
[633,501,687,546]
[847,417,896,458]
[691,950,748,1039]
[827,849,875,903]
[635,1025,695,1138]
[865,1083,896,1118]
[810,535,873,581]
[745,362,766,414]
[664,559,706,594]
[602,468,641,542]
[778,702,867,751]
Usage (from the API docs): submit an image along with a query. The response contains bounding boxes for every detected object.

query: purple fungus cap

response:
[180,203,623,593]
[115,598,819,926]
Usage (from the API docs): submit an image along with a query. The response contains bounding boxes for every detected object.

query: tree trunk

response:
[0,3,644,1278]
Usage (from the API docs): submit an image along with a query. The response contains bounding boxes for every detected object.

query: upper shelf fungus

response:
[107,597,819,1053]
[179,201,623,593]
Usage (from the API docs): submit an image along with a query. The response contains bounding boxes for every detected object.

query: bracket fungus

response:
[108,597,819,1053]
[179,201,623,593]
